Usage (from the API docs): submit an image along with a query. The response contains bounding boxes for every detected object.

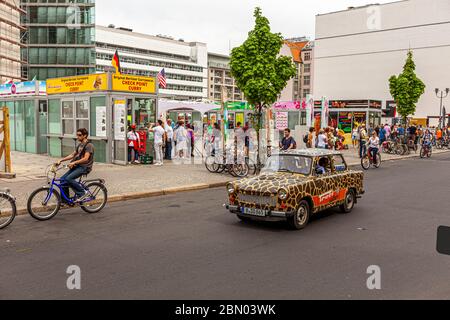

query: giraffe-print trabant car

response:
[226,149,365,230]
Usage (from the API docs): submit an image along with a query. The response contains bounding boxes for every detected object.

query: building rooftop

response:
[96,25,206,47]
[316,0,410,16]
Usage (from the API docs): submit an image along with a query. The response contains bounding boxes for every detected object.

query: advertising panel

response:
[47,74,108,95]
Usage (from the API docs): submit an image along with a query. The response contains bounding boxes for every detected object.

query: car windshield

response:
[262,155,312,175]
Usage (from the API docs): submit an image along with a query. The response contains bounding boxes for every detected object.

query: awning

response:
[158,100,219,115]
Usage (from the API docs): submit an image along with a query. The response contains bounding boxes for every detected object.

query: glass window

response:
[62,100,74,135]
[333,155,347,172]
[75,100,89,131]
[25,100,36,153]
[14,101,25,152]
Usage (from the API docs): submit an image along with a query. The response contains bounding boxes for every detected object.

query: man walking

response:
[165,119,174,160]
[150,120,166,166]
[359,124,368,159]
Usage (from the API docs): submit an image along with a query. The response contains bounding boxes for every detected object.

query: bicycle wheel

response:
[361,156,371,170]
[205,156,218,173]
[232,163,250,178]
[27,187,61,221]
[81,182,108,214]
[374,153,382,168]
[0,193,16,230]
[420,147,426,158]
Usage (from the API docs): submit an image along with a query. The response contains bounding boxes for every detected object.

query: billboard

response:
[47,74,108,95]
[112,75,156,94]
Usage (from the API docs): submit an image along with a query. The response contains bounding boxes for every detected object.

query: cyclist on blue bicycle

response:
[56,128,95,203]
[422,129,433,147]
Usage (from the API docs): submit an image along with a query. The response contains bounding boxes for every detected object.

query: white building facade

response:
[95,25,208,101]
[314,0,450,124]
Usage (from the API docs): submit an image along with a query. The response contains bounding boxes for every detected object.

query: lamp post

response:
[435,88,449,128]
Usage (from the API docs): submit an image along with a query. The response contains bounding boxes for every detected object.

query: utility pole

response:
[435,88,449,128]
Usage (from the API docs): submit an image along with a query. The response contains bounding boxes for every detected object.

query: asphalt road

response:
[1,153,450,300]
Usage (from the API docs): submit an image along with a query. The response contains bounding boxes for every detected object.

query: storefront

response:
[45,73,158,165]
[0,81,48,154]
[315,99,383,133]
[206,102,253,129]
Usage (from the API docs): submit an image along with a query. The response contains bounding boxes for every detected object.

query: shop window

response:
[48,99,61,134]
[288,112,300,130]
[76,100,89,131]
[62,101,74,135]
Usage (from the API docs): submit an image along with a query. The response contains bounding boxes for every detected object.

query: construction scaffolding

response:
[0,0,26,83]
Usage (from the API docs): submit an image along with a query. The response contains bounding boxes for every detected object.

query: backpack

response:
[303,134,309,144]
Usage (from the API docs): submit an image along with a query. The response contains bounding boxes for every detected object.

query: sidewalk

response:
[2,148,449,213]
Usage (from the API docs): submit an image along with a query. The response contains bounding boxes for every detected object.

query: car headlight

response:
[278,188,289,200]
[227,183,236,195]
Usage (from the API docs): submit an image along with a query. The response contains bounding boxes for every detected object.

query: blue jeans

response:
[369,147,379,162]
[359,141,367,158]
[61,166,88,198]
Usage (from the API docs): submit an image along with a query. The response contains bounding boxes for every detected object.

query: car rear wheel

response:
[288,200,310,230]
[340,189,356,214]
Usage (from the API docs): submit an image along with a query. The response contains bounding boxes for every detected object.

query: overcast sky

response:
[96,0,394,54]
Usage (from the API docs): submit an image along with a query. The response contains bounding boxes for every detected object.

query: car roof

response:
[274,149,343,157]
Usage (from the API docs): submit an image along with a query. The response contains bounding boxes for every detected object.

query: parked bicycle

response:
[27,164,108,221]
[0,189,16,230]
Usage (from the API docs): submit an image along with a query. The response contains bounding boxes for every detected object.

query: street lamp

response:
[435,88,449,128]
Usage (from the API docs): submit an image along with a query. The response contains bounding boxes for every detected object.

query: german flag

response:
[111,50,121,74]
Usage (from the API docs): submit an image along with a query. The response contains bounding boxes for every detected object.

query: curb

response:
[13,149,449,217]
[15,181,230,217]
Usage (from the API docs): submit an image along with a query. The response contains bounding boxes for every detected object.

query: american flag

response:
[158,68,167,89]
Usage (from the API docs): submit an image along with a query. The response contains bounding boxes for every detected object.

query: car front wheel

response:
[340,189,356,214]
[288,200,311,230]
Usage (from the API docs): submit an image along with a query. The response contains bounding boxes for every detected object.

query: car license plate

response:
[242,207,267,217]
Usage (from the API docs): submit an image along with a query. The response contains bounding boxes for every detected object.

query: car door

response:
[312,156,337,210]
[331,155,349,205]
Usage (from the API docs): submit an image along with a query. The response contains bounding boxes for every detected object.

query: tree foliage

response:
[230,7,296,112]
[389,51,426,123]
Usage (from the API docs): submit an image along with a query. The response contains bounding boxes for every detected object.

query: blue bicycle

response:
[27,164,108,221]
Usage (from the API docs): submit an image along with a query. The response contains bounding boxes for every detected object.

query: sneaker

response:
[75,191,90,203]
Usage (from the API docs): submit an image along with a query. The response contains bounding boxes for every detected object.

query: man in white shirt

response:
[150,120,166,166]
[165,119,174,160]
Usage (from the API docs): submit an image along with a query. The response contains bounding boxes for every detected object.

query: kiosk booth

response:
[315,99,383,133]
[0,81,47,155]
[45,72,158,165]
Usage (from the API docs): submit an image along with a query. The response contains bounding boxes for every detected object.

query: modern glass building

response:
[20,0,96,80]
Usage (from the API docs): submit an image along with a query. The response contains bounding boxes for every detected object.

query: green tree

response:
[389,51,426,125]
[230,7,296,165]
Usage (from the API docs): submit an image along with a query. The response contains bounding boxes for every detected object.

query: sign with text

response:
[47,74,108,95]
[112,75,156,94]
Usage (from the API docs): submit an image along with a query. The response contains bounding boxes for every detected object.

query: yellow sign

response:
[47,74,108,95]
[112,74,156,94]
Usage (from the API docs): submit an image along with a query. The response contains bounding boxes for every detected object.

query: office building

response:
[314,0,450,124]
[0,0,26,83]
[95,25,208,101]
[207,52,244,103]
[20,0,96,80]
